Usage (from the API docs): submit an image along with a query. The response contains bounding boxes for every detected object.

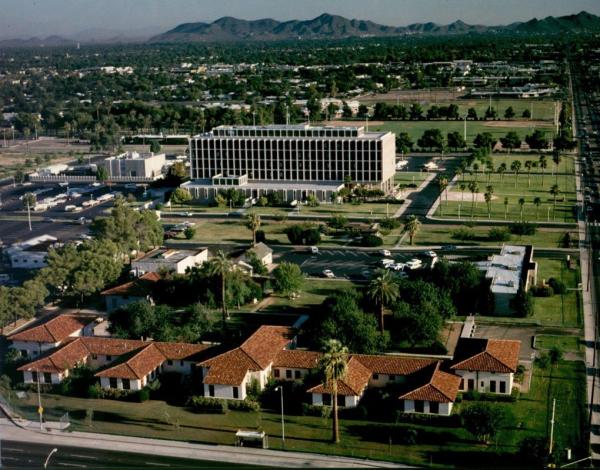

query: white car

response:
[425,251,437,258]
[406,259,423,270]
[322,269,335,278]
[381,258,395,267]
[379,249,391,257]
[392,263,406,271]
[310,246,319,254]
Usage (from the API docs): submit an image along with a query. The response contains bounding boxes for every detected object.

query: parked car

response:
[442,245,457,250]
[379,249,391,257]
[425,250,437,258]
[310,246,319,254]
[405,259,423,270]
[381,258,395,267]
[322,269,335,278]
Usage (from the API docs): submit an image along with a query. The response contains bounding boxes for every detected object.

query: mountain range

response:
[1,11,600,48]
[150,11,600,43]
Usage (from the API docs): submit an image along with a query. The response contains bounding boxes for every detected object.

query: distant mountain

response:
[0,35,76,48]
[150,11,600,43]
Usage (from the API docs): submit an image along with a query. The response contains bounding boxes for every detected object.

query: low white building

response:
[132,247,208,275]
[6,235,58,269]
[98,151,166,182]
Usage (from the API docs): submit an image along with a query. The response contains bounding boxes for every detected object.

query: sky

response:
[1,0,600,39]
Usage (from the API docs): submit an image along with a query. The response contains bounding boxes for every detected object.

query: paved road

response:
[1,439,222,469]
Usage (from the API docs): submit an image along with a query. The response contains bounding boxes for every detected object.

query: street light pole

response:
[44,448,58,468]
[36,370,43,430]
[275,386,285,447]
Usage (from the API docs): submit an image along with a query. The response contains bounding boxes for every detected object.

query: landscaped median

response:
[1,358,587,468]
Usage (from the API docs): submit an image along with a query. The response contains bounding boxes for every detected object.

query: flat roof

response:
[476,245,528,295]
[184,179,345,191]
[133,247,207,264]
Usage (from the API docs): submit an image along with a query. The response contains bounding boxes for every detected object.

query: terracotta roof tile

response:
[100,272,161,297]
[201,349,259,386]
[307,357,371,396]
[451,338,521,373]
[80,337,147,356]
[240,325,294,369]
[95,343,166,380]
[274,349,321,369]
[18,338,90,374]
[399,363,461,403]
[153,342,211,361]
[353,354,437,376]
[8,314,92,344]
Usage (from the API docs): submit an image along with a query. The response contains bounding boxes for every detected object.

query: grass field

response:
[408,223,576,249]
[532,257,582,328]
[5,359,586,467]
[536,335,582,353]
[370,119,555,147]
[394,171,429,185]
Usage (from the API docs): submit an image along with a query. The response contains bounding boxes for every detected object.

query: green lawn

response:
[395,171,429,185]
[408,223,576,249]
[536,335,582,353]
[532,257,582,328]
[371,120,555,148]
[5,360,586,467]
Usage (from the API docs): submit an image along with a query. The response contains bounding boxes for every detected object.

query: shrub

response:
[532,285,554,297]
[488,227,511,242]
[255,230,266,243]
[463,390,517,403]
[394,411,461,428]
[548,277,567,295]
[358,234,384,247]
[187,396,228,414]
[509,222,537,236]
[452,228,475,240]
[137,388,150,402]
[227,398,260,412]
[96,387,135,401]
[380,217,401,230]
[302,403,331,417]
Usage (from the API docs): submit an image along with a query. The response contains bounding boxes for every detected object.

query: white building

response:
[131,247,209,275]
[6,235,58,269]
[98,151,166,182]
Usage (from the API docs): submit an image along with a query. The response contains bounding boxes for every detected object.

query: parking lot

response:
[281,248,436,280]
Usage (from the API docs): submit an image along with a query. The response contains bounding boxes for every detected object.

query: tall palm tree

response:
[468,181,479,219]
[539,155,548,188]
[435,176,448,215]
[246,213,261,246]
[472,162,479,181]
[518,197,526,221]
[552,151,562,184]
[319,339,349,444]
[207,250,233,329]
[484,191,492,219]
[403,215,421,245]
[497,163,507,183]
[524,160,533,188]
[510,160,521,188]
[368,269,399,333]
[533,197,542,220]
[504,197,509,220]
[459,182,466,202]
[485,160,494,183]
[550,184,560,220]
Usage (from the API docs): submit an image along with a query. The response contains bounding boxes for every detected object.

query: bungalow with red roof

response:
[7,314,96,358]
[450,337,521,395]
[100,272,161,313]
[198,325,294,400]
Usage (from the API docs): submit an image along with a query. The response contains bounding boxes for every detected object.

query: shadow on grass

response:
[345,423,471,446]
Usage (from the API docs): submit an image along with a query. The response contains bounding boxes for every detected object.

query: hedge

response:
[187,396,228,414]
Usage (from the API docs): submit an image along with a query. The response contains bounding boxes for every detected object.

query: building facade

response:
[98,151,166,182]
[184,125,396,202]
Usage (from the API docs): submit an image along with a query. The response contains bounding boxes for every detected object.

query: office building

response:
[98,151,166,182]
[183,124,395,203]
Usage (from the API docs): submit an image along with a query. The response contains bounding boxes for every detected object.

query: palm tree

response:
[486,160,494,182]
[472,162,479,181]
[550,184,560,220]
[497,163,507,183]
[504,197,509,220]
[510,160,521,188]
[539,155,548,188]
[518,197,526,221]
[207,251,233,329]
[533,196,542,220]
[245,213,261,246]
[524,160,533,188]
[484,191,492,219]
[468,181,479,219]
[459,182,466,202]
[319,339,349,444]
[403,215,421,245]
[552,151,561,184]
[455,167,463,182]
[435,176,448,215]
[368,269,399,333]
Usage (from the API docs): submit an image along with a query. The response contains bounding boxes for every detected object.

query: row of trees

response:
[374,102,532,122]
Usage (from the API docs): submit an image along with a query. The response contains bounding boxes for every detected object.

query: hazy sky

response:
[2,0,600,39]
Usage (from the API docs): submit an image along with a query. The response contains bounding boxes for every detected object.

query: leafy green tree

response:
[150,140,161,153]
[183,227,196,240]
[403,215,421,245]
[525,130,549,151]
[417,129,444,151]
[319,339,349,444]
[245,251,268,276]
[501,131,521,153]
[504,106,515,120]
[447,131,466,150]
[272,262,303,297]
[367,269,399,333]
[473,132,495,152]
[246,213,261,246]
[96,166,108,182]
[518,436,549,467]
[409,103,423,120]
[467,107,478,120]
[170,187,192,205]
[461,403,506,443]
[328,214,348,231]
[392,300,442,347]
[510,288,534,317]
[395,132,413,155]
[522,109,531,119]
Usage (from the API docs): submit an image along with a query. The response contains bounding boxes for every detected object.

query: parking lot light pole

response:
[44,448,58,468]
[275,386,285,448]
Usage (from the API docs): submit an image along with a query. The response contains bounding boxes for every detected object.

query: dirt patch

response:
[445,190,499,202]
[482,120,551,128]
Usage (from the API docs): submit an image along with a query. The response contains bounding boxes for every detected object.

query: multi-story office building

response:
[183,125,395,203]
[98,151,166,182]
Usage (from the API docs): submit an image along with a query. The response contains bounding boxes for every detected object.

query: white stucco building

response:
[131,247,208,275]
[6,235,58,269]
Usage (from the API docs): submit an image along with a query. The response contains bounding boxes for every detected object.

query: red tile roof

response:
[274,349,321,369]
[8,314,92,344]
[399,363,461,403]
[353,354,437,376]
[307,357,371,396]
[80,337,147,356]
[451,338,521,373]
[153,342,211,361]
[100,272,161,297]
[239,325,294,369]
[18,338,90,374]
[95,344,166,380]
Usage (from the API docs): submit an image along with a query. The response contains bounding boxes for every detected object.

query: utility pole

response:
[27,199,32,232]
[37,370,43,431]
[549,398,556,455]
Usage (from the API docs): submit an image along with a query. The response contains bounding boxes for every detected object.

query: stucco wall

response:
[454,370,513,394]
